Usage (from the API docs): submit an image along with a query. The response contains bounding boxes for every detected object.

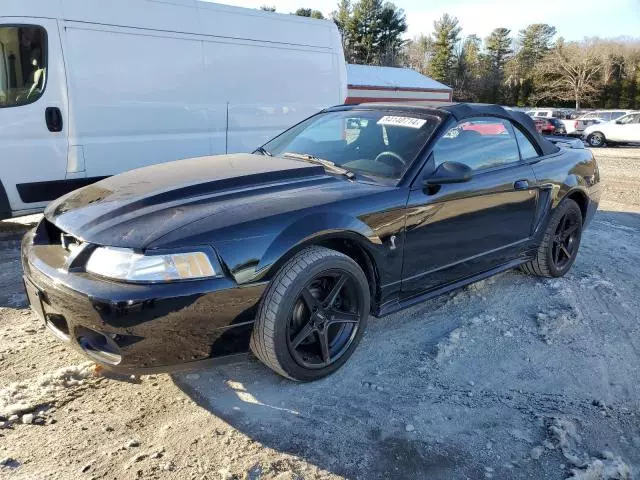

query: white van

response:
[0,0,347,219]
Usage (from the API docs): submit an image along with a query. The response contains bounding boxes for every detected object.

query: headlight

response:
[85,247,220,282]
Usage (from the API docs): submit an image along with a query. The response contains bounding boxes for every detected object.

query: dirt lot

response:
[1,147,639,480]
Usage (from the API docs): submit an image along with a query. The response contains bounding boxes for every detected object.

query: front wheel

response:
[250,246,370,381]
[586,132,605,147]
[521,199,583,278]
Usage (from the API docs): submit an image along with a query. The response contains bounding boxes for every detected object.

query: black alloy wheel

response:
[551,210,581,270]
[286,270,362,369]
[250,246,370,381]
[521,198,583,278]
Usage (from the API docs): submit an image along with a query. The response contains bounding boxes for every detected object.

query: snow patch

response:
[544,418,631,479]
[579,275,617,293]
[0,362,95,417]
[566,455,631,480]
[435,315,495,363]
[535,307,579,343]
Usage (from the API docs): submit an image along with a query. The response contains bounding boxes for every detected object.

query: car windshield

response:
[259,110,441,180]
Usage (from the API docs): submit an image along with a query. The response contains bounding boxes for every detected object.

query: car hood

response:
[45,154,333,248]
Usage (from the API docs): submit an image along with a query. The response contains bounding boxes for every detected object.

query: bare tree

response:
[532,41,603,109]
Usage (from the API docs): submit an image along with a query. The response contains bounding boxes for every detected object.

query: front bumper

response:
[21,229,266,374]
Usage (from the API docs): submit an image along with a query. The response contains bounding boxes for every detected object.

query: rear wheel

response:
[250,246,370,381]
[586,131,605,147]
[521,199,583,278]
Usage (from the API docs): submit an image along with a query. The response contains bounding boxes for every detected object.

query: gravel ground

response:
[1,147,639,480]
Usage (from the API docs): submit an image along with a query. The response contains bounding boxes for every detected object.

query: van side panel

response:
[1,0,60,19]
[60,0,198,33]
[63,24,216,177]
[203,40,339,153]
[196,3,333,48]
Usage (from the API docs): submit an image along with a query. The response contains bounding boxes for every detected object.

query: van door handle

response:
[514,180,529,190]
[45,107,63,133]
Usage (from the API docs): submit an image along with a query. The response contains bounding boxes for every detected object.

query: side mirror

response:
[424,161,473,186]
[615,120,622,125]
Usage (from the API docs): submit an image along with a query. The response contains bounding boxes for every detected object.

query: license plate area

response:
[24,277,46,323]
[23,277,71,341]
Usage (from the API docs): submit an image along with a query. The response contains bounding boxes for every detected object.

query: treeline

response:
[405,18,640,109]
[262,1,640,110]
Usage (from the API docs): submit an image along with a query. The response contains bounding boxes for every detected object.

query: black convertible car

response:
[22,103,601,381]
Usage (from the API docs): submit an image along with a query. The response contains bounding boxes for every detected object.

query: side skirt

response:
[376,258,527,317]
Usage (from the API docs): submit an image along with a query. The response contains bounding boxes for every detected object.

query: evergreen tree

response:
[485,28,512,103]
[333,0,353,56]
[428,14,461,86]
[377,2,407,66]
[294,8,325,19]
[348,0,384,64]
[518,24,556,73]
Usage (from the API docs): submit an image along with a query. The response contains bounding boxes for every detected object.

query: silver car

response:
[583,112,640,147]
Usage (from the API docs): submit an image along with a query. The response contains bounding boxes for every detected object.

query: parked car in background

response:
[548,118,567,135]
[584,112,640,147]
[22,103,601,380]
[574,110,633,136]
[526,109,565,119]
[0,0,347,220]
[535,118,553,135]
[535,118,567,135]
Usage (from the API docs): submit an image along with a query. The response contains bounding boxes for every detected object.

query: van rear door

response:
[0,19,69,217]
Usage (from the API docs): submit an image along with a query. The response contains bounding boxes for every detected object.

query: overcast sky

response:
[214,0,640,41]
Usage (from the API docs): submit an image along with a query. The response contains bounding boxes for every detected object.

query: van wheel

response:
[521,199,583,278]
[586,132,605,147]
[250,246,370,381]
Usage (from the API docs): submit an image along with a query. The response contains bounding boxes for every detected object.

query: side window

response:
[0,25,47,108]
[513,127,540,160]
[433,117,521,171]
[610,112,626,120]
[617,114,636,125]
[599,112,612,121]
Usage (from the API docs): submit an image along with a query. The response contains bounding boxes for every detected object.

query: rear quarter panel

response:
[530,147,600,233]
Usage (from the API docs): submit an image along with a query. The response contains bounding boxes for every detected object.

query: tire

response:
[586,131,605,147]
[521,199,583,278]
[250,246,370,381]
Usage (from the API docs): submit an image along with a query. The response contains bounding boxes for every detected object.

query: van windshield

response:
[260,110,440,180]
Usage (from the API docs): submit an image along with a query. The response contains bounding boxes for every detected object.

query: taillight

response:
[574,121,578,128]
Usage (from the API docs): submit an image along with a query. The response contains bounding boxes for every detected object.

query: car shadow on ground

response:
[172,210,640,480]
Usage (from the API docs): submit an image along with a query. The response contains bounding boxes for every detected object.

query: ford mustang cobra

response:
[22,103,601,381]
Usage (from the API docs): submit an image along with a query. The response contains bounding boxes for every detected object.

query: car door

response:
[401,117,539,298]
[628,114,640,142]
[0,20,69,215]
[608,113,640,142]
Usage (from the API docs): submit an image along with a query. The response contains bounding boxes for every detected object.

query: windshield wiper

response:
[282,152,355,179]
[254,146,272,156]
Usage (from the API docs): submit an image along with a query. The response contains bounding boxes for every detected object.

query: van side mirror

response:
[424,161,473,186]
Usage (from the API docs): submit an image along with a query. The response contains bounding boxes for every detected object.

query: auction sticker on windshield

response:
[377,116,427,129]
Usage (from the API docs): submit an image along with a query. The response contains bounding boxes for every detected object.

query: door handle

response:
[513,180,529,190]
[45,107,63,133]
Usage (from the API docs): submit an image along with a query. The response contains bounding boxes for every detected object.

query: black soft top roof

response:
[329,102,560,157]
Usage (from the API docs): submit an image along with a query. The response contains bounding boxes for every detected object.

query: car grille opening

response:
[41,220,83,251]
